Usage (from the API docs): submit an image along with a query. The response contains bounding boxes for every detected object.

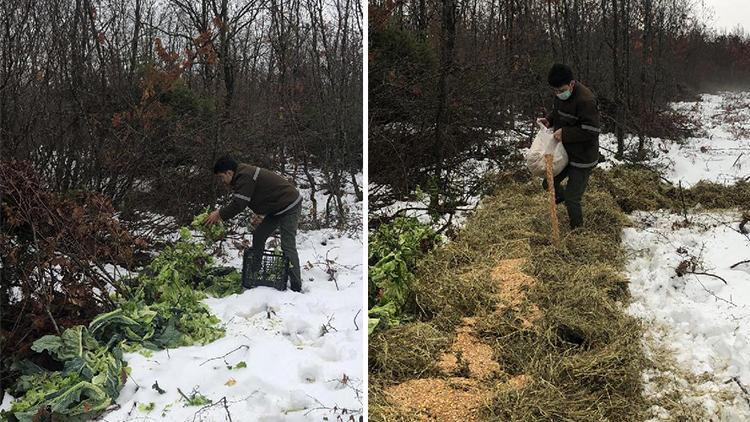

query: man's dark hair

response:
[548,63,574,88]
[213,156,238,174]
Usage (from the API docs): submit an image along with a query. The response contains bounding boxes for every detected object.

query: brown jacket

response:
[219,163,301,221]
[546,82,601,167]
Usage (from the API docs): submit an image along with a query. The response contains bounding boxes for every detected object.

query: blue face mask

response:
[557,89,572,101]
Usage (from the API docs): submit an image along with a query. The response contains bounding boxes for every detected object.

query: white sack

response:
[525,121,568,177]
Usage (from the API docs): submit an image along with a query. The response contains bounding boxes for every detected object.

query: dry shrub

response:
[0,160,143,388]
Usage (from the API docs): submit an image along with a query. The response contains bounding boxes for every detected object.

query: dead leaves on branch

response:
[1,160,145,384]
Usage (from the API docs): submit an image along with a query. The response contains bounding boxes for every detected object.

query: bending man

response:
[205,156,303,292]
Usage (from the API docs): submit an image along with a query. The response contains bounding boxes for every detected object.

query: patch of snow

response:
[0,393,15,412]
[601,92,750,186]
[624,210,750,419]
[611,91,750,418]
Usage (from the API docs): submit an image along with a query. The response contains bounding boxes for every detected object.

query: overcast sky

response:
[701,0,749,33]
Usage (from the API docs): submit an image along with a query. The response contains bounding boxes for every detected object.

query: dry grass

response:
[369,322,451,383]
[591,165,750,213]
[369,165,750,421]
[375,258,541,421]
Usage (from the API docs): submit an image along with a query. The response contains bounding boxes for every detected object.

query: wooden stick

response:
[545,154,560,246]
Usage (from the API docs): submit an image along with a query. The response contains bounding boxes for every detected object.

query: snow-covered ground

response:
[625,211,750,419]
[100,227,364,422]
[619,92,750,419]
[1,175,364,421]
[101,177,364,421]
[601,92,750,186]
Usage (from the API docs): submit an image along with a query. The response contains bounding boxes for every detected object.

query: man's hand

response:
[538,118,550,128]
[251,215,263,228]
[204,210,221,226]
[553,129,563,142]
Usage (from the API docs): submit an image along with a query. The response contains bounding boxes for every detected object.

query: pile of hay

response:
[407,185,546,330]
[369,185,548,420]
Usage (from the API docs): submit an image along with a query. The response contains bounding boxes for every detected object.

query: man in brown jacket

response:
[205,156,303,292]
[539,63,601,229]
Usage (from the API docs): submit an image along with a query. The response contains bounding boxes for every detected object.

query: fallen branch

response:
[191,396,233,422]
[127,371,142,391]
[692,275,736,307]
[221,397,233,422]
[176,387,191,402]
[687,271,728,285]
[702,213,750,239]
[303,394,363,418]
[732,152,744,168]
[199,345,249,367]
[126,402,137,417]
[725,376,750,407]
[321,314,338,336]
[353,309,361,331]
[730,259,750,269]
[326,375,364,403]
[92,404,122,421]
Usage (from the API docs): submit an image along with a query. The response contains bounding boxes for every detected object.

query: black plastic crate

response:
[241,248,289,291]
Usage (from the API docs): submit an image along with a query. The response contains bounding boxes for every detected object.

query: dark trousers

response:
[251,202,302,291]
[542,165,592,229]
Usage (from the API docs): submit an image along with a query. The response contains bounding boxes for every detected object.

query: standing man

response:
[538,63,601,229]
[205,156,303,292]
